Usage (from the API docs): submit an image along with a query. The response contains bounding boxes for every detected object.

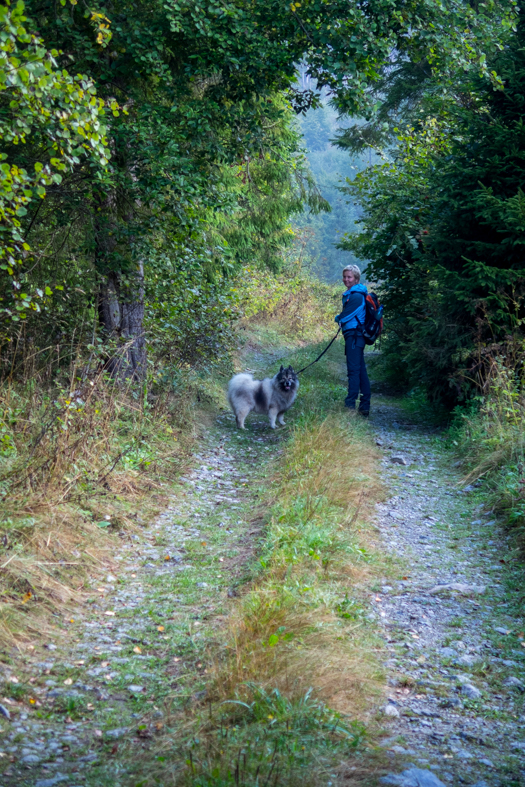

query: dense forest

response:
[1,0,519,386]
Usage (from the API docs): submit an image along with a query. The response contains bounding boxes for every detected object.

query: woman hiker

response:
[335,264,371,417]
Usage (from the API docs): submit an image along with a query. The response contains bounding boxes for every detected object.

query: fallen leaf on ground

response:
[21,592,32,604]
[94,730,103,738]
[133,646,142,654]
[63,678,73,685]
[157,625,164,632]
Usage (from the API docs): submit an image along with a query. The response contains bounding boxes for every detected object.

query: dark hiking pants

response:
[344,331,371,411]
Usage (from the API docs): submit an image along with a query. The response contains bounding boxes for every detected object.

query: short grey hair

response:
[342,264,361,282]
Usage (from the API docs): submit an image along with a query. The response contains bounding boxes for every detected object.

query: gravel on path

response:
[371,393,525,787]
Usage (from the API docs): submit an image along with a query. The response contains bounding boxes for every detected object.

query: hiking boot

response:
[357,410,370,418]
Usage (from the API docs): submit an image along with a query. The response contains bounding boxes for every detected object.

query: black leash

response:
[296,327,341,375]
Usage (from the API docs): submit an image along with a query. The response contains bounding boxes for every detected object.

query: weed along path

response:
[369,385,525,787]
[2,338,525,787]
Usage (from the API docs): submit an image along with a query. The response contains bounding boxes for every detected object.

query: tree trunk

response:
[94,192,147,382]
[116,260,146,381]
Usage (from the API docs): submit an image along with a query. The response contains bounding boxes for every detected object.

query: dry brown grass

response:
[209,413,388,721]
[0,357,203,652]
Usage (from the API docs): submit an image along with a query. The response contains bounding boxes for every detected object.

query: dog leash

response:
[296,327,341,375]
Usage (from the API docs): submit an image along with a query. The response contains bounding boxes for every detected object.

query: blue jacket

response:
[335,283,368,332]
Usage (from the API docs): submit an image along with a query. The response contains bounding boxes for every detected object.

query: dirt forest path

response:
[1,345,525,787]
[369,386,525,787]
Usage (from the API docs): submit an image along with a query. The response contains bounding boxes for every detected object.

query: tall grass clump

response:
[449,342,525,542]
[213,415,385,716]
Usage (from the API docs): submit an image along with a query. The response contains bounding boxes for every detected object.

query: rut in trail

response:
[369,391,525,787]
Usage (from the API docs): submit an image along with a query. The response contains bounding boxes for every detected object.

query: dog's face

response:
[277,365,298,392]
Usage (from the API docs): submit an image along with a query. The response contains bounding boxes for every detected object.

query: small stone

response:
[457,654,478,667]
[390,456,408,466]
[439,647,457,658]
[459,683,481,699]
[196,582,208,588]
[428,583,486,596]
[106,574,117,583]
[383,703,400,717]
[127,685,144,694]
[380,766,447,786]
[478,760,494,768]
[105,727,128,739]
[0,704,11,720]
[35,775,68,787]
[20,753,42,765]
[45,643,57,651]
[502,676,525,692]
[494,626,511,635]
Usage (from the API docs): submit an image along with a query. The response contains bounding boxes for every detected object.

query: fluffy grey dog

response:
[227,365,299,429]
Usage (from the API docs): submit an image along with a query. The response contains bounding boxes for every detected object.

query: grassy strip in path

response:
[138,337,391,786]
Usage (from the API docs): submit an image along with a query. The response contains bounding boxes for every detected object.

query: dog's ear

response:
[279,365,284,372]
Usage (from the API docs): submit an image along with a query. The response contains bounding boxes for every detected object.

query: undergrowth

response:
[238,262,339,342]
[448,355,525,543]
